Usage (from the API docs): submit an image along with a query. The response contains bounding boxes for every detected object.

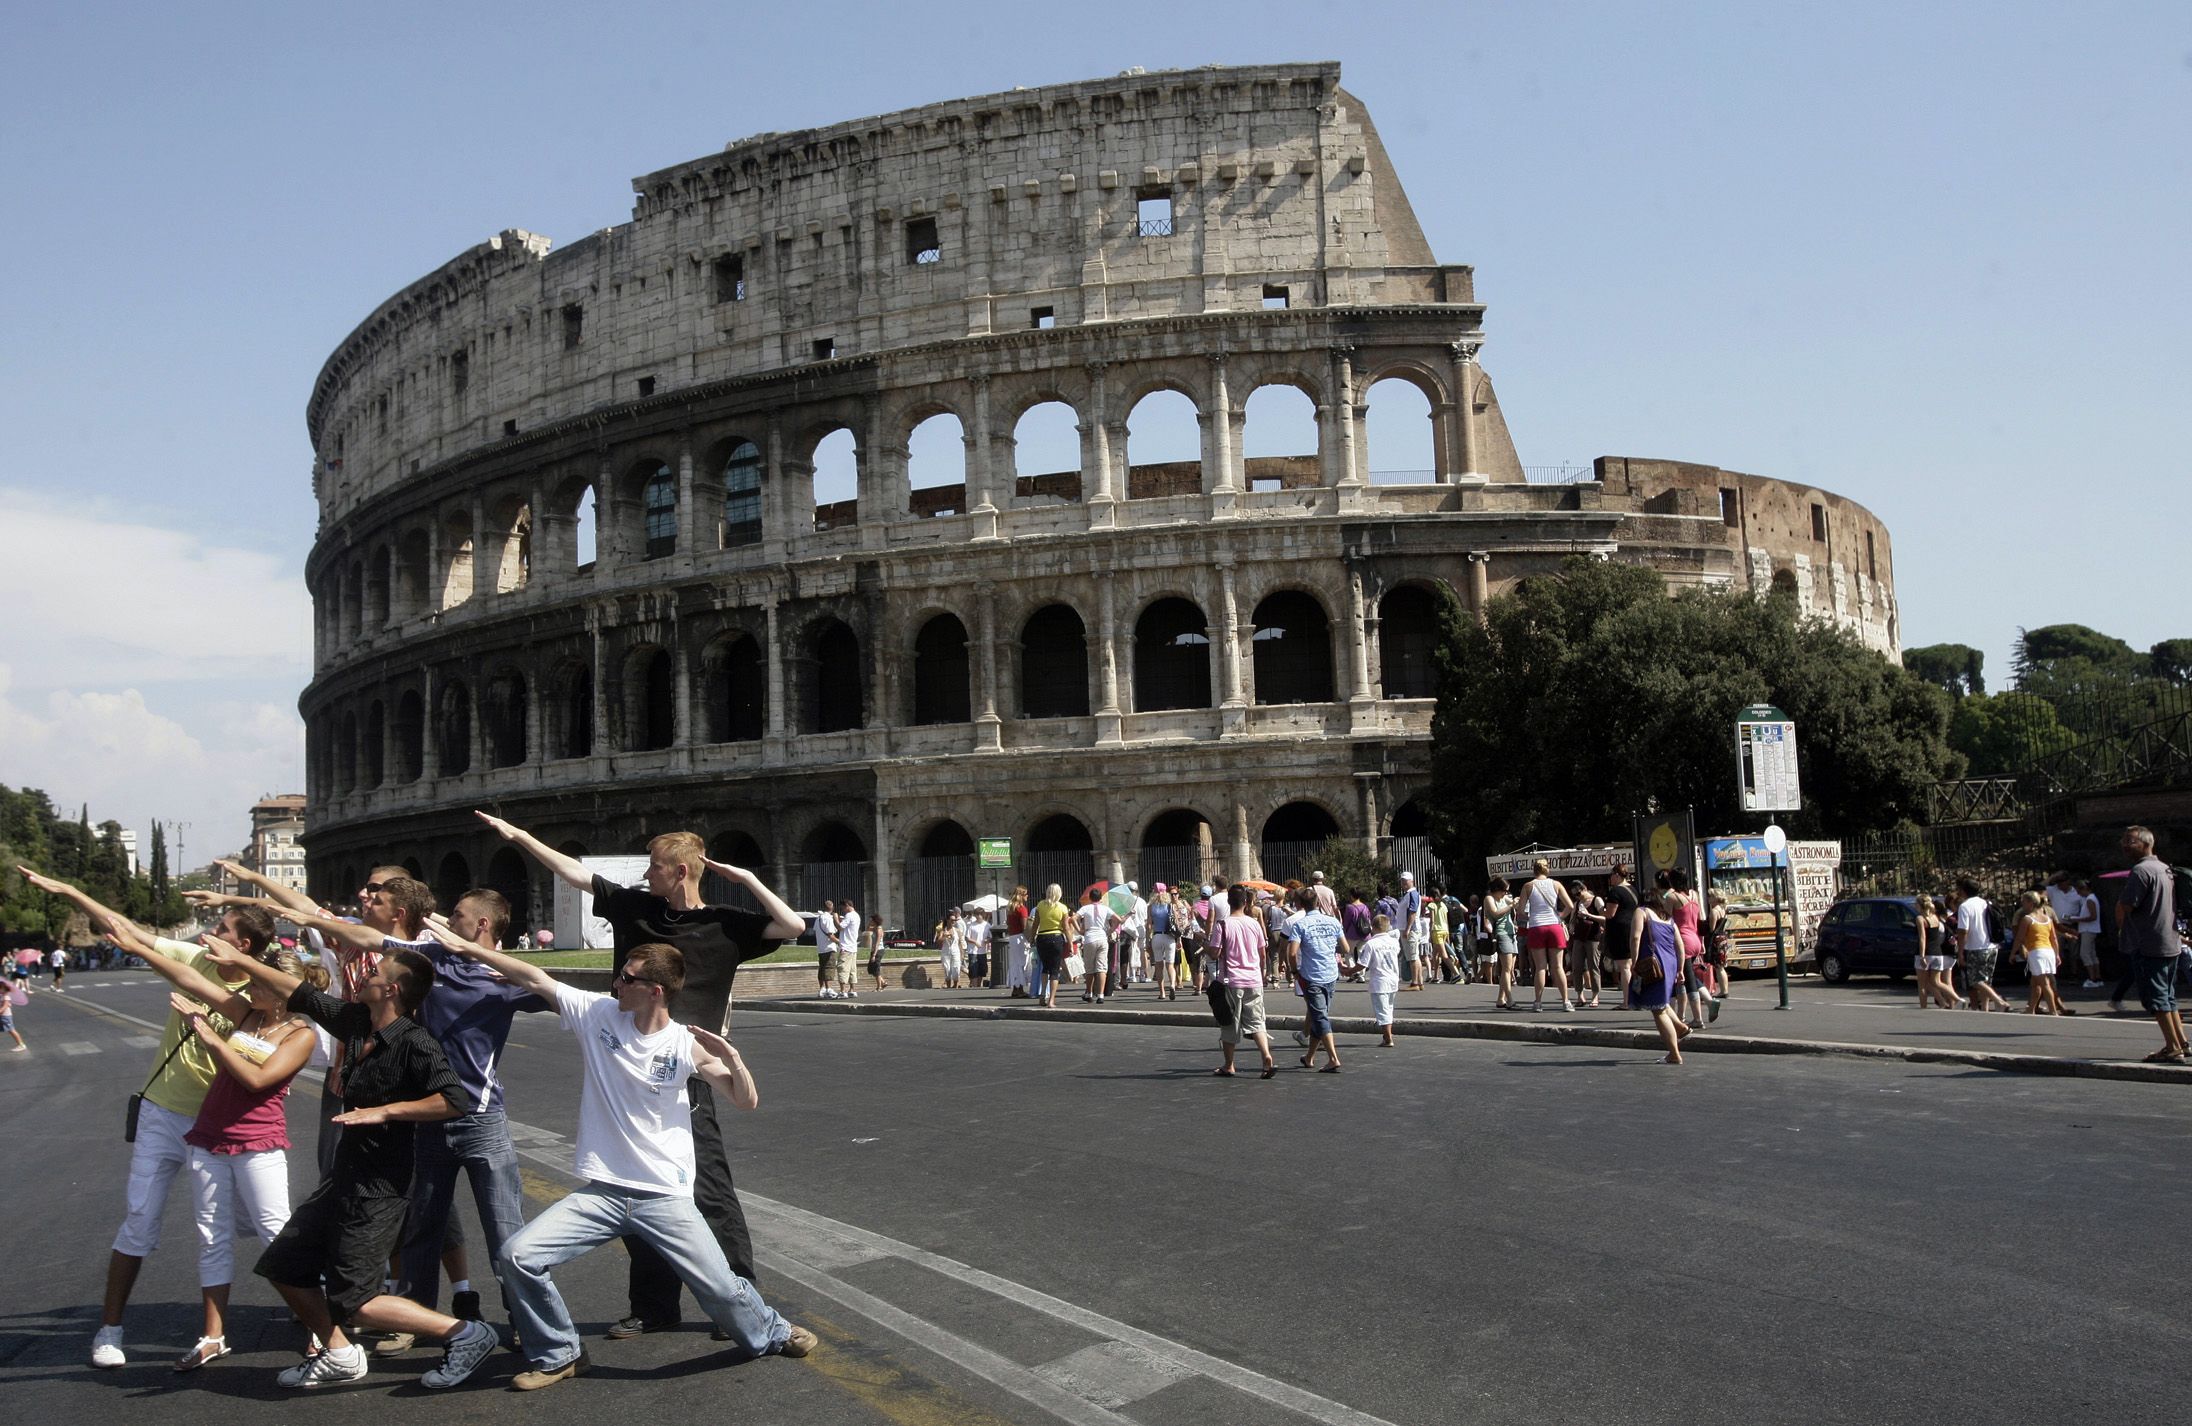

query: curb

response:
[749,997,2192,1085]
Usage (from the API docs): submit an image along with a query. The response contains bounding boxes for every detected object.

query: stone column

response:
[1346,562,1376,732]
[589,610,612,759]
[427,519,444,611]
[967,374,999,540]
[1083,362,1116,528]
[1326,346,1363,491]
[593,460,616,568]
[468,495,486,603]
[762,592,788,765]
[464,669,486,774]
[1355,773,1380,855]
[1202,352,1238,497]
[523,672,543,764]
[1450,340,1486,484]
[419,667,440,780]
[763,419,790,562]
[1467,552,1491,624]
[526,480,551,589]
[671,609,692,750]
[869,799,894,932]
[676,441,697,556]
[974,582,1002,752]
[1230,801,1253,883]
[858,398,886,550]
[1095,576,1122,744]
[1217,561,1246,736]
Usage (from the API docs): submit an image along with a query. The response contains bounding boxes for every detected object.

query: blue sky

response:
[2,1,2185,860]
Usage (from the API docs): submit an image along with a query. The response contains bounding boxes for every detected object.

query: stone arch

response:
[621,644,675,751]
[365,546,391,629]
[1251,589,1335,704]
[798,820,868,912]
[485,492,531,593]
[437,678,473,774]
[336,709,359,793]
[483,668,528,767]
[344,562,366,642]
[910,612,972,726]
[710,435,765,549]
[1123,387,1201,499]
[361,700,385,789]
[808,427,859,532]
[1137,807,1219,893]
[1259,800,1342,883]
[543,471,599,571]
[1133,596,1212,712]
[1019,603,1089,718]
[701,630,766,742]
[1361,371,1441,484]
[433,851,472,917]
[1378,582,1447,699]
[1241,380,1320,491]
[439,507,475,608]
[394,688,425,781]
[618,457,678,561]
[549,660,592,759]
[484,845,532,942]
[1022,812,1095,902]
[797,617,864,734]
[903,818,977,937]
[904,410,967,517]
[701,829,770,911]
[1010,398,1082,505]
[395,528,432,619]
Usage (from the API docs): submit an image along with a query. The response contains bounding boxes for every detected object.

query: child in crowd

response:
[1359,914,1402,1048]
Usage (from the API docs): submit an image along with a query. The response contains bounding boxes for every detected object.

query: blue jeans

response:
[499,1182,789,1369]
[1298,978,1337,1038]
[398,1108,527,1312]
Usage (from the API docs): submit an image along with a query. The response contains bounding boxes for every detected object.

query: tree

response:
[2150,639,2192,685]
[1303,835,1400,902]
[1948,691,2076,775]
[1903,643,1986,697]
[1425,557,1959,883]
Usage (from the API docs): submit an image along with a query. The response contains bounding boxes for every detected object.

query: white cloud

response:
[0,485,311,690]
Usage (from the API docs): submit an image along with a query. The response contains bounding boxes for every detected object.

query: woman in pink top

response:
[139,942,315,1371]
[1662,869,1712,1029]
[1210,885,1277,1079]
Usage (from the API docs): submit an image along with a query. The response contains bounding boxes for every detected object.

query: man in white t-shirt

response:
[424,926,815,1390]
[834,899,863,1001]
[2074,879,2104,988]
[1954,879,2014,1012]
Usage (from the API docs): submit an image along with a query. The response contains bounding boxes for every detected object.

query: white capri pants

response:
[111,1100,195,1258]
[189,1145,292,1286]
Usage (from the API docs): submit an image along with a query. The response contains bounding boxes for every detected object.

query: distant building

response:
[245,794,309,899]
[117,827,139,878]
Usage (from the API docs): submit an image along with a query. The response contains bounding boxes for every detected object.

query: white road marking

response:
[59,1042,101,1056]
[1036,1341,1200,1408]
[123,1035,161,1049]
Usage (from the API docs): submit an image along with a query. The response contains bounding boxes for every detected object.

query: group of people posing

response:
[20,809,819,1394]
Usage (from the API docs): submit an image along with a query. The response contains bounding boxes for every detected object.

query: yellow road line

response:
[796,1310,1030,1426]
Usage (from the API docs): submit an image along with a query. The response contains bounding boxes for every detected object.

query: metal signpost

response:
[978,838,1012,986]
[1736,704,1802,1008]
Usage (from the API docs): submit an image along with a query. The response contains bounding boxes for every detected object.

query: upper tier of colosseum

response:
[305,61,1481,523]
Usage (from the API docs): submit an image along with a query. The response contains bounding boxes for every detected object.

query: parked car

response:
[1814,895,1924,983]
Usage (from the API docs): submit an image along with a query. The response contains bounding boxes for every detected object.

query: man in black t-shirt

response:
[1601,864,1640,1004]
[478,811,802,1337]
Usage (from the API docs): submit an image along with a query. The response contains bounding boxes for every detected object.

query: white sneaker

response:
[819,989,836,999]
[421,1320,498,1389]
[279,1343,368,1389]
[2082,980,2103,989]
[90,1325,126,1368]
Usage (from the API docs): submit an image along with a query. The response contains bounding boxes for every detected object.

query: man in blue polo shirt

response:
[1285,887,1346,1072]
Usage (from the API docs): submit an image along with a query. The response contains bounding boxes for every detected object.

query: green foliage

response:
[1903,642,1986,697]
[1301,835,1400,902]
[0,785,180,941]
[1424,558,1960,883]
[2149,639,2192,685]
[1947,691,2076,775]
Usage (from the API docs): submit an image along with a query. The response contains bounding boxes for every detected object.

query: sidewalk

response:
[751,972,2192,1084]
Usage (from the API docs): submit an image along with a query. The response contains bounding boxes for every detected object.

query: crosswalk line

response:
[59,1042,102,1056]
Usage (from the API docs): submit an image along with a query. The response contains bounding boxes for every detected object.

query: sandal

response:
[2142,1050,2186,1064]
[1259,1065,1278,1079]
[175,1335,230,1372]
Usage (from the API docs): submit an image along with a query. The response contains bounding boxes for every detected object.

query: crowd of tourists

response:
[13,808,819,1394]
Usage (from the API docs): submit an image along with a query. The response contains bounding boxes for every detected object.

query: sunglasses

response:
[361,881,389,894]
[611,968,664,990]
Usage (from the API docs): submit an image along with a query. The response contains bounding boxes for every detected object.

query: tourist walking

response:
[1148,885,1180,1000]
[1520,859,1575,1012]
[2,972,25,1051]
[49,946,67,990]
[1599,867,1638,1005]
[2013,890,2074,1015]
[1568,881,1605,1006]
[2074,879,2104,989]
[1359,915,1401,1046]
[1915,896,1964,1009]
[1398,872,1426,990]
[2115,825,2186,1063]
[1073,891,1114,1002]
[966,906,992,987]
[1005,886,1031,997]
[936,908,967,989]
[1287,888,1344,1072]
[1484,878,1520,1008]
[1954,878,2016,1012]
[1628,887,1693,1064]
[1211,886,1276,1079]
[1029,884,1073,1009]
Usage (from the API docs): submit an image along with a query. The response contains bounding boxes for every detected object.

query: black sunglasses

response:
[361,881,389,894]
[612,968,663,990]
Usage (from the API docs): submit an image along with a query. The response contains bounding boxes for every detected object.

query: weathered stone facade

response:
[298,63,1897,933]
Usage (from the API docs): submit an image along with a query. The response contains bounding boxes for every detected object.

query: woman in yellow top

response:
[1028,884,1077,1009]
[2013,889,2075,1016]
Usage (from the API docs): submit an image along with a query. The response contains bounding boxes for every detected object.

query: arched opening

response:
[1023,814,1094,903]
[433,852,471,919]
[911,614,971,725]
[637,462,677,560]
[395,529,431,619]
[345,565,365,642]
[704,634,765,742]
[800,619,864,734]
[336,711,359,793]
[394,690,424,782]
[719,439,763,548]
[624,647,675,751]
[401,857,424,882]
[485,846,531,944]
[799,822,868,913]
[1260,801,1341,883]
[440,509,475,608]
[1770,567,1798,597]
[361,701,385,789]
[906,412,967,517]
[1124,388,1200,499]
[811,428,858,531]
[1138,808,1217,895]
[903,820,976,938]
[1242,382,1319,492]
[565,479,599,569]
[1132,597,1211,711]
[484,671,528,768]
[1386,799,1442,887]
[1019,604,1089,718]
[1251,591,1334,704]
[1362,375,1438,484]
[365,549,391,630]
[701,830,768,911]
[552,664,592,759]
[437,681,472,775]
[1379,584,1445,699]
[487,496,531,593]
[1011,400,1081,504]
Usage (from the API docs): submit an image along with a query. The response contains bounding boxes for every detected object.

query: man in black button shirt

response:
[478,811,803,1337]
[1601,864,1640,1005]
[205,937,500,1391]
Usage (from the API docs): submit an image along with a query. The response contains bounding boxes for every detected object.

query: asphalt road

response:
[3,971,2187,1425]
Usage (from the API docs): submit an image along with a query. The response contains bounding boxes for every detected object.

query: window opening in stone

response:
[628,648,675,751]
[489,497,530,593]
[1137,190,1173,237]
[485,846,531,937]
[1262,284,1290,310]
[377,395,388,435]
[1379,585,1444,699]
[642,463,677,559]
[806,619,864,733]
[395,690,424,781]
[797,822,868,911]
[1031,306,1055,329]
[906,412,967,517]
[556,666,593,758]
[904,821,977,940]
[1124,389,1201,499]
[433,853,471,916]
[912,614,972,725]
[1133,597,1211,711]
[1251,590,1334,704]
[451,350,468,395]
[1866,529,1877,580]
[707,634,765,742]
[1022,814,1095,906]
[573,485,598,568]
[503,419,519,437]
[637,376,656,398]
[811,428,858,531]
[906,216,941,265]
[1138,808,1217,893]
[713,253,746,303]
[439,509,475,609]
[1362,376,1437,484]
[562,305,583,350]
[1242,382,1318,492]
[485,673,528,768]
[813,337,836,361]
[1260,802,1341,883]
[1020,604,1090,718]
[1811,503,1828,542]
[721,440,763,548]
[1011,400,1082,504]
[1720,488,1740,527]
[438,682,472,775]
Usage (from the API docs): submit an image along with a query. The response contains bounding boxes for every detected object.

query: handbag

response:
[125,1023,198,1143]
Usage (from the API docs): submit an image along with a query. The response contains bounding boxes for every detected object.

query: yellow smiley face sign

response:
[1648,822,1679,869]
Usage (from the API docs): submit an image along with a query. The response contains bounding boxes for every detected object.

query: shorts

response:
[1299,979,1336,1038]
[1370,990,1396,1026]
[817,950,839,979]
[1964,947,1998,985]
[2137,955,2180,1015]
[1524,923,1567,952]
[2025,949,2058,978]
[1218,985,1267,1046]
[0,1011,12,1033]
[2078,932,2100,971]
[255,1180,410,1326]
[1921,954,1956,972]
[1035,933,1067,978]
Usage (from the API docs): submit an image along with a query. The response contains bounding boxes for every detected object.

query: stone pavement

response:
[751,968,2192,1083]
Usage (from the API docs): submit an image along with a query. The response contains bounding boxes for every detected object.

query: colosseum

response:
[299,61,1900,935]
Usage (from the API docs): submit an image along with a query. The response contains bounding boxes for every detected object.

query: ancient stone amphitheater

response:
[300,61,1900,934]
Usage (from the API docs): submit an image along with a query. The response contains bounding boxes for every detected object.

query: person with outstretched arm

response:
[476,810,800,1337]
[197,936,499,1390]
[421,920,816,1389]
